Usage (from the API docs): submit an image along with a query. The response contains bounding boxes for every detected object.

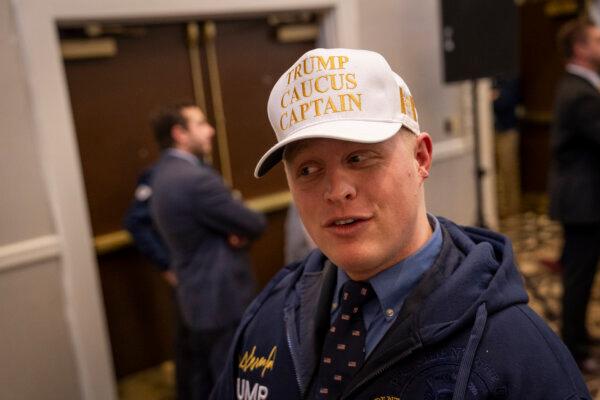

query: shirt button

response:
[332,303,338,310]
[385,308,395,318]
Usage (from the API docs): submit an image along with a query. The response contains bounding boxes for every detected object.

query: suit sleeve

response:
[191,170,267,240]
[123,170,171,270]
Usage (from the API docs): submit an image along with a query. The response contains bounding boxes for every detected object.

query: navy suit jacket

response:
[151,151,267,330]
[549,72,600,224]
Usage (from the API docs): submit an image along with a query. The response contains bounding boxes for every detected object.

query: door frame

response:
[12,1,359,399]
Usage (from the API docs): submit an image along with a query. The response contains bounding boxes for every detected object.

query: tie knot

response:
[340,280,373,311]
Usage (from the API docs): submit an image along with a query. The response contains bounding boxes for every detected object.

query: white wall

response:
[3,0,494,398]
[0,1,55,245]
[0,1,80,398]
[0,262,80,400]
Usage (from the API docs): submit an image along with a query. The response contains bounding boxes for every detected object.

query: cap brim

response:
[254,120,402,178]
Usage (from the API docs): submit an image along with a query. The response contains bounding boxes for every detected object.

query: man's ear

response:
[415,132,433,178]
[171,124,187,146]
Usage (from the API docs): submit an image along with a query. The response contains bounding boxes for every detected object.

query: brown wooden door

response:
[61,16,316,378]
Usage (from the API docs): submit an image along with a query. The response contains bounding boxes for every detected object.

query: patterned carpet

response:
[500,212,600,396]
[118,361,175,400]
[118,212,600,399]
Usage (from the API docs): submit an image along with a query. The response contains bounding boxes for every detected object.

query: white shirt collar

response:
[566,63,600,90]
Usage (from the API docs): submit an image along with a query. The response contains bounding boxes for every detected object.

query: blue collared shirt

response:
[330,214,442,356]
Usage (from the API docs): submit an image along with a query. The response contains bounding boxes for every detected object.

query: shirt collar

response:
[333,214,443,319]
[166,148,201,165]
[566,63,600,90]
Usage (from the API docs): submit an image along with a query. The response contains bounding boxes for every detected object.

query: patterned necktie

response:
[315,280,373,399]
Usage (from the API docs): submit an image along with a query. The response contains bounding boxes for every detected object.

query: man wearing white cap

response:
[211,49,589,399]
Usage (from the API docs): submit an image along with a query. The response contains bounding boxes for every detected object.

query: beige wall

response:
[0,261,80,400]
[0,0,80,398]
[0,0,54,245]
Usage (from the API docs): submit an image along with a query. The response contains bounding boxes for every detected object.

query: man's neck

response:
[568,59,598,74]
[167,147,201,164]
[172,145,205,159]
[173,143,192,154]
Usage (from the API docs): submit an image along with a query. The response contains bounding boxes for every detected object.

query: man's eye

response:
[300,167,311,176]
[299,165,317,177]
[348,154,365,164]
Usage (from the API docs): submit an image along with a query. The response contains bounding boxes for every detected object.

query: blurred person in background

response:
[149,102,266,399]
[549,18,600,374]
[492,75,521,219]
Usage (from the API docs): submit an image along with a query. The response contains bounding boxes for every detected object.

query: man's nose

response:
[323,169,356,203]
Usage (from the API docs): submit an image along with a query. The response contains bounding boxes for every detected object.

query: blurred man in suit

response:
[550,19,600,373]
[150,102,266,399]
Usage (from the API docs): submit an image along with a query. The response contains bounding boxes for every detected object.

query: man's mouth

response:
[334,218,357,226]
[324,215,371,228]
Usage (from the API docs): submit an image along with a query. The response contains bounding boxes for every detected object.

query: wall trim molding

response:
[0,235,61,272]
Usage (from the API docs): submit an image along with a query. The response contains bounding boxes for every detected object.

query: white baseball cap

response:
[254,48,420,178]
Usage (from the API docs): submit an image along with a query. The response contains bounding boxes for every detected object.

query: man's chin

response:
[326,254,383,280]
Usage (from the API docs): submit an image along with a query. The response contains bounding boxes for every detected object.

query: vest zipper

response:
[285,315,305,397]
[341,346,418,399]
